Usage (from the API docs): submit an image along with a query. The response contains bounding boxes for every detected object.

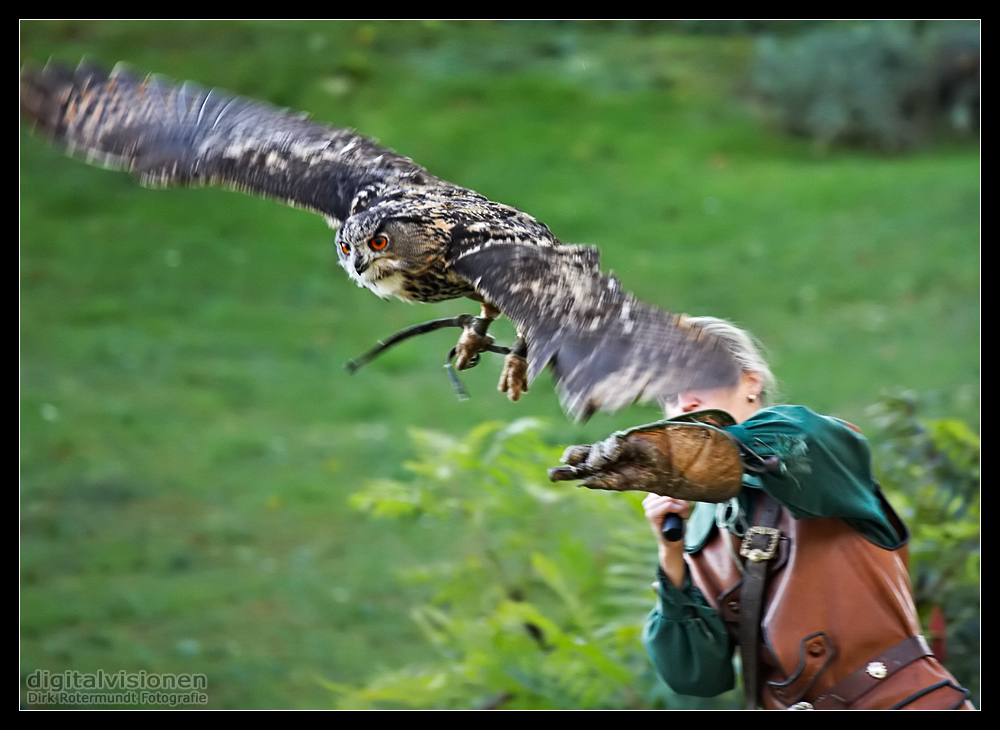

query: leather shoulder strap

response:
[740,493,783,710]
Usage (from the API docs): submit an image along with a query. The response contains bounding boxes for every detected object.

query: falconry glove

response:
[548,410,744,502]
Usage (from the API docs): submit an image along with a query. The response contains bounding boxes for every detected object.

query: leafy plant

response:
[330,419,686,709]
[868,392,980,707]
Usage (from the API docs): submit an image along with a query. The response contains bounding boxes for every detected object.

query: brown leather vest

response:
[686,502,972,710]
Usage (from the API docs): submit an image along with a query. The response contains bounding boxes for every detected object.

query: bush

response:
[868,392,980,707]
[752,23,979,151]
[329,419,738,709]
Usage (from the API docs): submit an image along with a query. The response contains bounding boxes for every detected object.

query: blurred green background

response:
[20,20,978,709]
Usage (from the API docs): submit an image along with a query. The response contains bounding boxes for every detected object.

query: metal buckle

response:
[740,526,781,563]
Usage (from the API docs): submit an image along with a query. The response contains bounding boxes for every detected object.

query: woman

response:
[552,317,973,710]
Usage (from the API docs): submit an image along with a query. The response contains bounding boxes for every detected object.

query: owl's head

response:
[335,202,450,302]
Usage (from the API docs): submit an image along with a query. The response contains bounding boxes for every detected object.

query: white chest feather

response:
[365,271,411,301]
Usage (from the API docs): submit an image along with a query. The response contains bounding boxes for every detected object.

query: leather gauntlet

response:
[548,410,744,502]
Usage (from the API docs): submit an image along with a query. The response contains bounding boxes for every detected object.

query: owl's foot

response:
[454,320,495,371]
[347,313,514,401]
[498,355,529,401]
[454,302,501,371]
[498,337,529,402]
[346,315,476,374]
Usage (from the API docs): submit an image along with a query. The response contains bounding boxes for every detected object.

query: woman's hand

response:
[643,494,691,590]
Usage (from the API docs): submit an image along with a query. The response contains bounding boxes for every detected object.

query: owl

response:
[20,60,741,421]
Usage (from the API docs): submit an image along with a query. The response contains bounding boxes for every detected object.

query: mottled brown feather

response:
[19,60,429,223]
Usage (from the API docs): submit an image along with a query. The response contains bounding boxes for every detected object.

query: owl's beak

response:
[355,258,370,275]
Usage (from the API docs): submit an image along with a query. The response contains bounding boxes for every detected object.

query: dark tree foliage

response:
[753,23,980,151]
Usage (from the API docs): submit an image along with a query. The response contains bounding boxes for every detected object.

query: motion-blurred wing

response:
[20,60,431,224]
[449,241,742,420]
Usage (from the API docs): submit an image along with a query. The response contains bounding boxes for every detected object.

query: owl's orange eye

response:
[369,235,388,251]
[340,242,351,256]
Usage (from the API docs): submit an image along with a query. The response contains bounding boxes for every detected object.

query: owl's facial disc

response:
[336,227,409,300]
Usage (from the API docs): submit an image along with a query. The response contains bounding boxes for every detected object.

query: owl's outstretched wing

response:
[448,240,742,420]
[20,60,431,224]
[23,60,742,421]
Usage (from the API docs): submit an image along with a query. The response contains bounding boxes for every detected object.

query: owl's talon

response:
[498,353,529,402]
[455,329,494,371]
[454,311,498,371]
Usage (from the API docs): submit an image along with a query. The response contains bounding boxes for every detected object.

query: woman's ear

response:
[742,370,764,401]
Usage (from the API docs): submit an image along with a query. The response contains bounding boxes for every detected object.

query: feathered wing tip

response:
[20,59,431,223]
[21,59,210,170]
[549,305,743,421]
[20,60,91,147]
[449,240,743,422]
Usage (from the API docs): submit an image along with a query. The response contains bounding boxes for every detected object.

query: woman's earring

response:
[747,394,757,403]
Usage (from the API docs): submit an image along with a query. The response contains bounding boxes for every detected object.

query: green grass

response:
[20,20,979,708]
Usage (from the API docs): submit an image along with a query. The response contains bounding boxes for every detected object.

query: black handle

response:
[661,513,684,543]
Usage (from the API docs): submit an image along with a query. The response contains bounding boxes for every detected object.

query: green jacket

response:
[641,405,906,698]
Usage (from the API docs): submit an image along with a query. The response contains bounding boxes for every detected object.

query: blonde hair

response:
[686,316,779,404]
